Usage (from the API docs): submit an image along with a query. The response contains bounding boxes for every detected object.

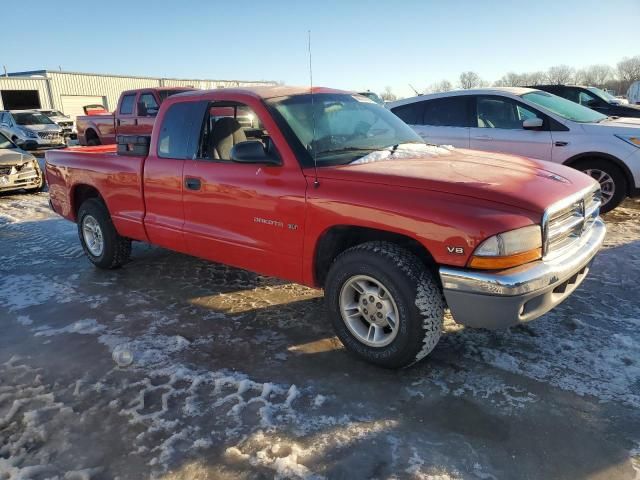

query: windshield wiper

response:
[316,147,381,157]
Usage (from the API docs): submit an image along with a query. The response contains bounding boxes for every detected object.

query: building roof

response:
[6,69,276,85]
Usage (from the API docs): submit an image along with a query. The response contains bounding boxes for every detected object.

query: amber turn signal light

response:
[468,248,542,270]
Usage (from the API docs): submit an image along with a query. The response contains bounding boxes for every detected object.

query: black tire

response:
[77,198,131,269]
[573,159,627,213]
[86,130,101,146]
[325,241,444,368]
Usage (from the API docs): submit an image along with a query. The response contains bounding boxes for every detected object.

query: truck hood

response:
[310,147,596,214]
[0,148,36,166]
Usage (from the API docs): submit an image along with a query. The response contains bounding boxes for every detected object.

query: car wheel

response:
[77,198,131,269]
[575,159,627,213]
[325,241,444,368]
[86,130,101,146]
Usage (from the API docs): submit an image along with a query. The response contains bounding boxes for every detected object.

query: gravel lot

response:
[0,191,639,480]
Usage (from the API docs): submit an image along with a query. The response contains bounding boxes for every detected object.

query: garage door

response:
[60,95,107,121]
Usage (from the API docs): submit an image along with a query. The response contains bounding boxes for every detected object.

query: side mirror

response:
[230,140,280,165]
[523,117,543,130]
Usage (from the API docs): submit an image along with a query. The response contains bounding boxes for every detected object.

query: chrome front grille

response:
[543,187,601,259]
[37,131,62,141]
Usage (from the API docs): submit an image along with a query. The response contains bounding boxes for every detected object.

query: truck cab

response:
[77,87,194,145]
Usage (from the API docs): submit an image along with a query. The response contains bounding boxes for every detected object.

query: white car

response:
[389,87,640,212]
[0,110,66,150]
[39,109,77,140]
[628,81,640,106]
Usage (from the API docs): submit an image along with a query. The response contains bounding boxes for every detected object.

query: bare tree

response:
[546,65,575,85]
[523,71,548,85]
[494,72,525,87]
[617,56,640,83]
[380,86,397,102]
[459,71,483,89]
[576,64,613,86]
[427,79,453,93]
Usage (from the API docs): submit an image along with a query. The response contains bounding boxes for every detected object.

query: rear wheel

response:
[77,198,131,269]
[574,159,627,213]
[325,241,444,368]
[86,130,101,146]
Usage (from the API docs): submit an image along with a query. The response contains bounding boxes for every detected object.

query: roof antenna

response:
[409,83,420,96]
[308,30,319,188]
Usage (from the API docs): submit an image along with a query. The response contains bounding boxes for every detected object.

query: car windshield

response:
[587,87,616,103]
[522,91,607,123]
[268,93,423,166]
[0,132,15,149]
[14,112,55,125]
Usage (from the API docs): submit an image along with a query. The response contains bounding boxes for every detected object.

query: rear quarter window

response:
[157,101,208,159]
[391,102,425,125]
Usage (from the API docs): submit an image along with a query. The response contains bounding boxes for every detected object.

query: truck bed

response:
[45,145,148,242]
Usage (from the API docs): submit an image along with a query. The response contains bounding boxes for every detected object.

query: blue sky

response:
[7,0,640,97]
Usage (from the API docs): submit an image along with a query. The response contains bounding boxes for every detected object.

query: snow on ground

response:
[0,192,639,479]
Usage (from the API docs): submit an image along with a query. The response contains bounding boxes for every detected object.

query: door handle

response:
[116,119,121,126]
[134,119,138,126]
[472,135,493,140]
[185,177,201,191]
[554,141,568,147]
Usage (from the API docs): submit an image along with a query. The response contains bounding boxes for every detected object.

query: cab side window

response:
[119,94,136,115]
[139,94,159,116]
[197,102,273,161]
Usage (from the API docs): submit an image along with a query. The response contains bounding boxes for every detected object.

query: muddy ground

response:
[0,191,638,480]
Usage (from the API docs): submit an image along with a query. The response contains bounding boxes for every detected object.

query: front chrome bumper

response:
[0,162,42,192]
[439,218,606,330]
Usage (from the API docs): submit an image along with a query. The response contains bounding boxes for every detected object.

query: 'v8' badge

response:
[446,246,465,255]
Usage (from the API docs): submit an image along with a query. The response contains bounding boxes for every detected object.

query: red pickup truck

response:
[76,87,194,146]
[46,86,605,368]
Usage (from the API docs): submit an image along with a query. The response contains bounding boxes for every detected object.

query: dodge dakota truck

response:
[46,86,606,368]
[76,87,194,146]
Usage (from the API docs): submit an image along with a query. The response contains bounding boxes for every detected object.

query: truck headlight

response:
[615,134,640,148]
[18,127,38,139]
[468,225,542,270]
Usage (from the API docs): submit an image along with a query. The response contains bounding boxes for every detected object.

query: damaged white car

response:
[0,132,44,193]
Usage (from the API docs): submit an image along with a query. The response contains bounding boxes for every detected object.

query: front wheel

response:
[574,159,627,213]
[77,198,131,269]
[325,242,445,368]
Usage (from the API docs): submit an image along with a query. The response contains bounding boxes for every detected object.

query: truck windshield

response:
[521,91,607,123]
[586,86,616,103]
[14,112,55,125]
[268,93,423,166]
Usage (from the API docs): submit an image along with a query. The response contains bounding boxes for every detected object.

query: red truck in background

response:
[76,87,194,146]
[46,86,606,368]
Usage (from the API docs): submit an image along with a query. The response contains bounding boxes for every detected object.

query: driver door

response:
[469,95,552,161]
[181,99,307,282]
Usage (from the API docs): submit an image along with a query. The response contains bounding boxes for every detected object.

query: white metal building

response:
[0,70,276,119]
